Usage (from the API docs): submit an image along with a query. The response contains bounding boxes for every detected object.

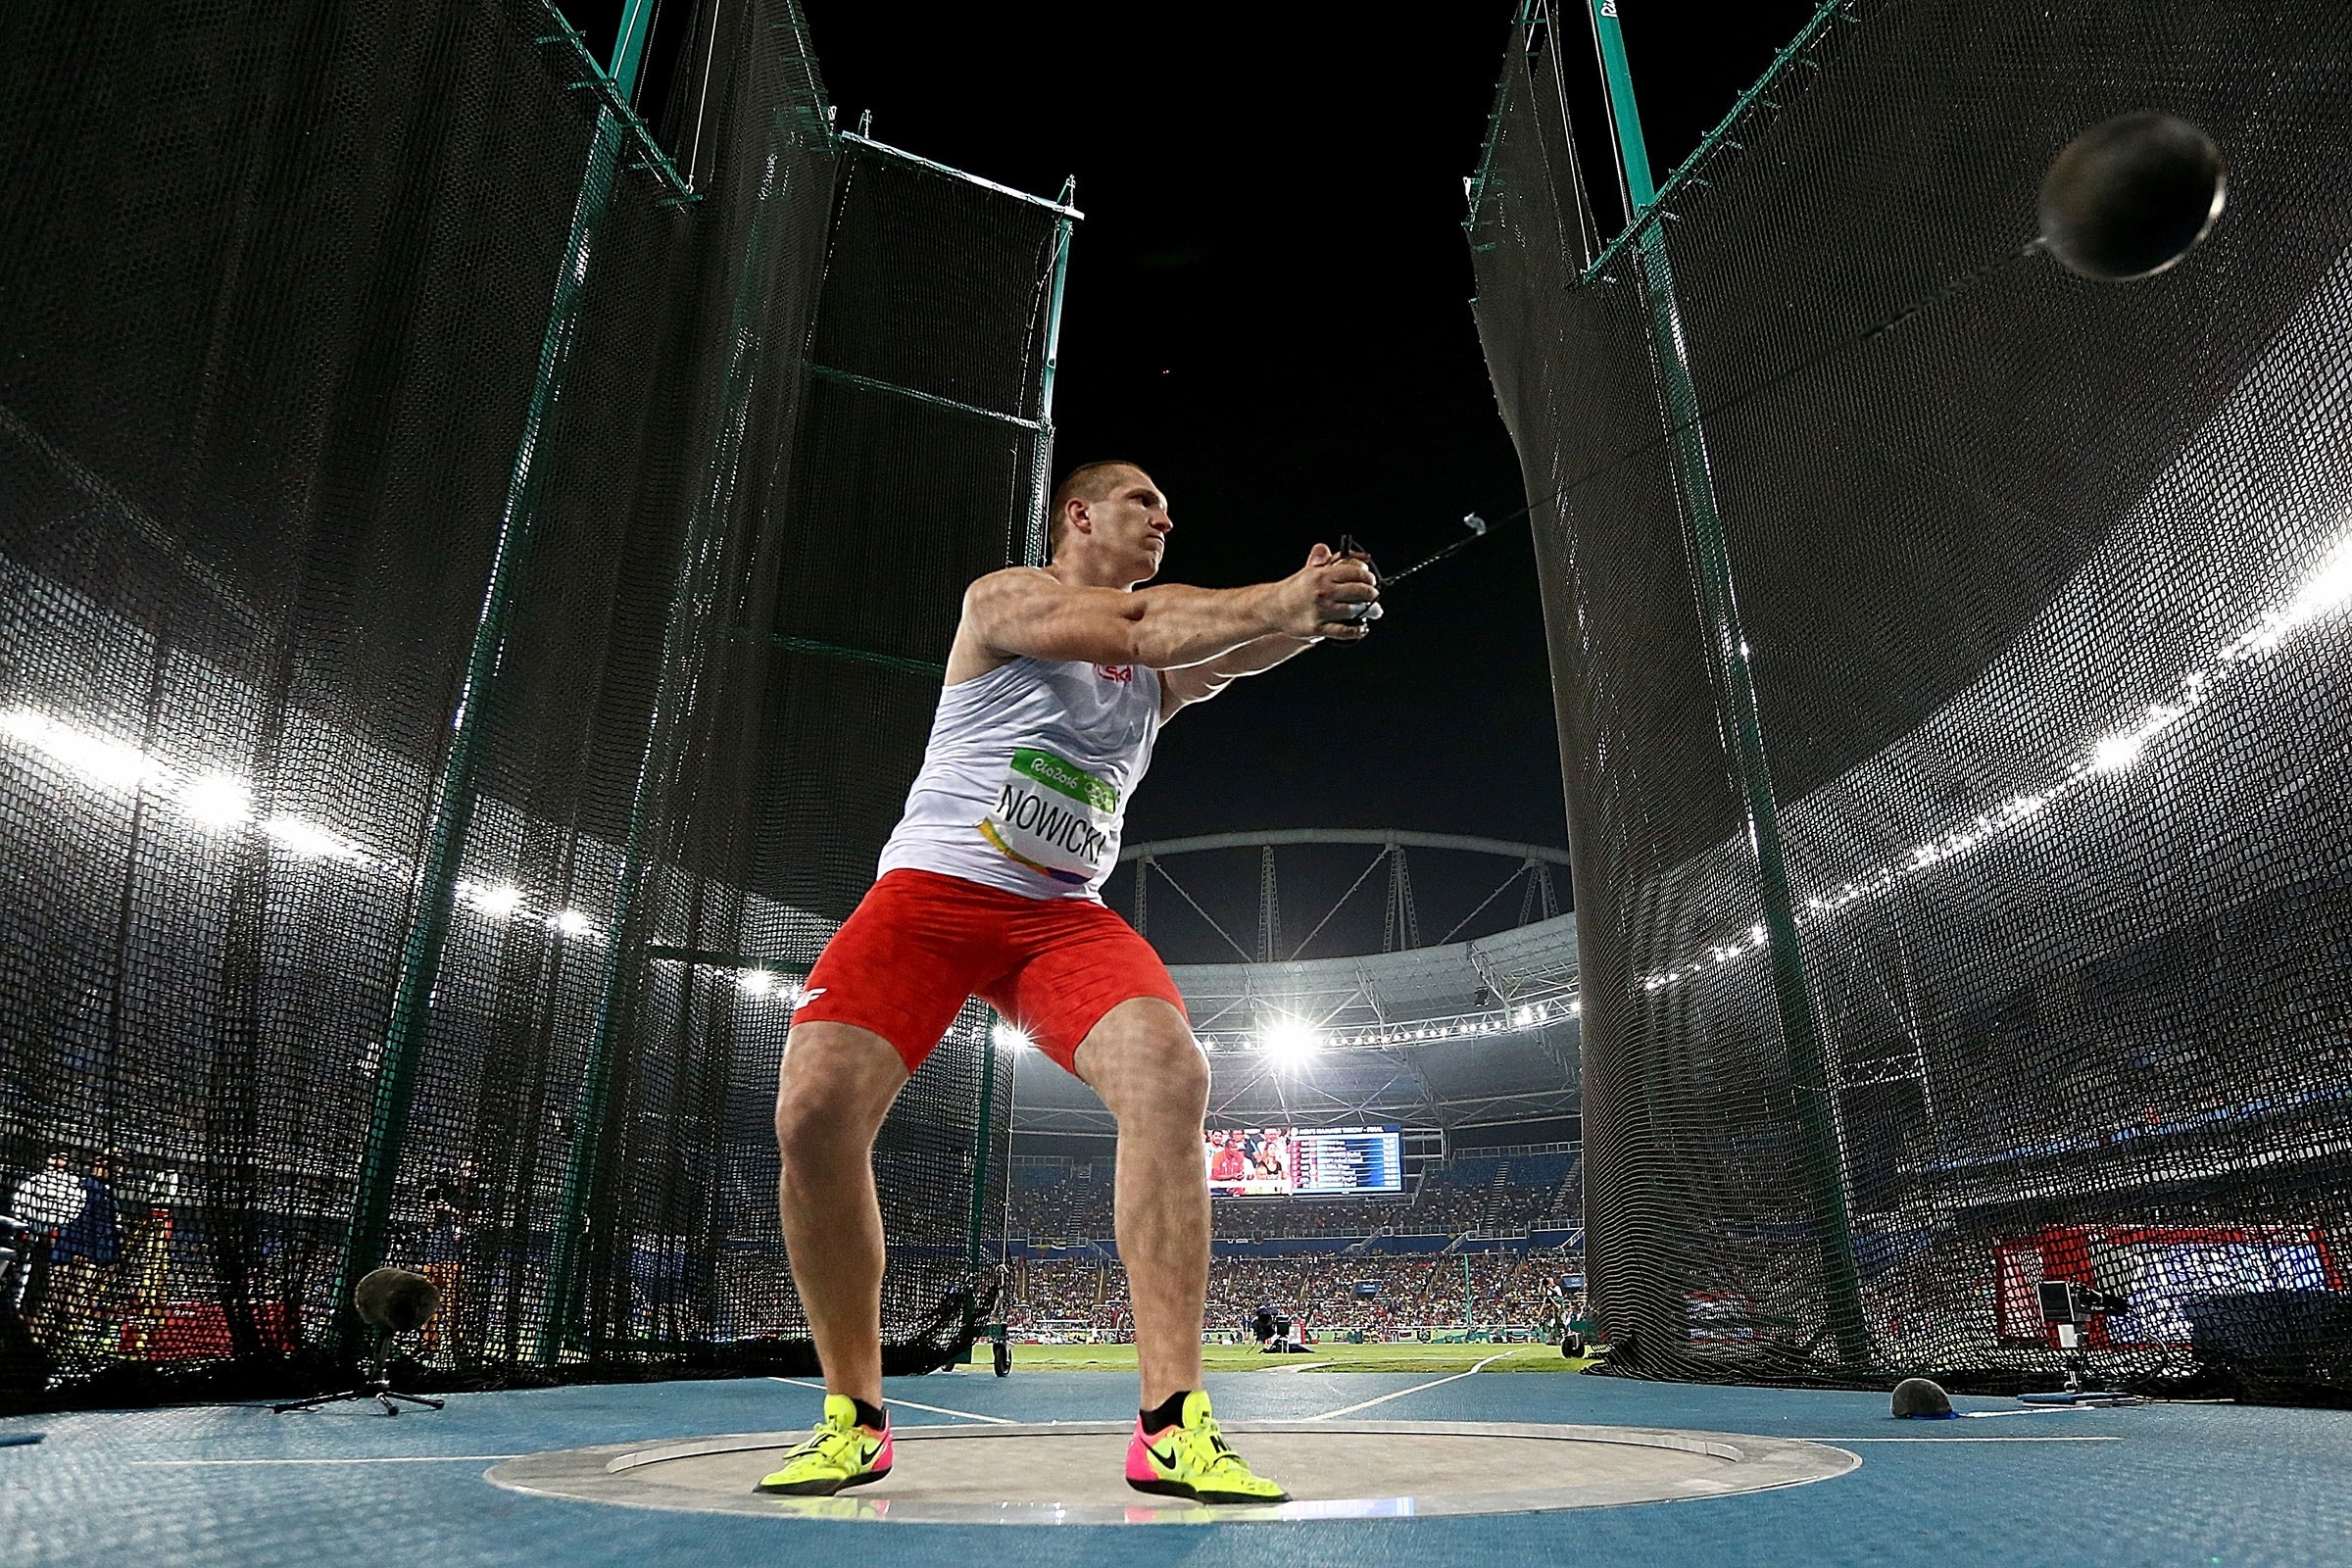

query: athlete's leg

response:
[774,1020,910,1406]
[1072,997,1210,1409]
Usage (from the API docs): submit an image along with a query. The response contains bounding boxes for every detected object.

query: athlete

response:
[760,460,1377,1502]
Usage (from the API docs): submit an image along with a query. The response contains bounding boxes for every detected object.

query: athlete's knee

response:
[1150,1029,1211,1109]
[773,1023,904,1164]
[773,1089,847,1171]
[1082,1004,1208,1119]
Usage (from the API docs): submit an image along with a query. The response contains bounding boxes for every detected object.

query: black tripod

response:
[272,1325,444,1415]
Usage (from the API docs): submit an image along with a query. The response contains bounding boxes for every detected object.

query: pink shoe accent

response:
[1125,1421,1162,1483]
[869,1423,894,1475]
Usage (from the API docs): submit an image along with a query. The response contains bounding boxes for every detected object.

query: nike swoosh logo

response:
[1145,1441,1178,1468]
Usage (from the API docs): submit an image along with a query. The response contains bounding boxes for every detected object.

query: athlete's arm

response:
[952,545,1375,681]
[1155,633,1315,719]
[1154,540,1381,716]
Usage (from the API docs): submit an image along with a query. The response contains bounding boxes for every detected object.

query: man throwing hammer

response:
[764,461,1377,1501]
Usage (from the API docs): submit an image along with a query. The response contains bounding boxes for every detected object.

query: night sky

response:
[573,1,1820,952]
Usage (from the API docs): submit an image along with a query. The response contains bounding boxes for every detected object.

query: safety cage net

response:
[1470,0,2352,1400]
[0,0,1065,1409]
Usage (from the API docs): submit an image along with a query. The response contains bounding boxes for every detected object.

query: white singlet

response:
[876,654,1163,901]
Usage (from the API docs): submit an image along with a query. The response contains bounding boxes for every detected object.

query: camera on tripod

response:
[2024,1278,2148,1406]
[2036,1279,2130,1349]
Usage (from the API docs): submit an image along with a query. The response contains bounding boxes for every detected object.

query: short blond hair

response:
[1048,461,1147,558]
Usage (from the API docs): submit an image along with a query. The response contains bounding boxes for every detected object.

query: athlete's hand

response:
[1276,544,1380,641]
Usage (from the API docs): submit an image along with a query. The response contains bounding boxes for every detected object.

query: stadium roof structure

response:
[1116,829,1570,961]
[1011,830,1580,1135]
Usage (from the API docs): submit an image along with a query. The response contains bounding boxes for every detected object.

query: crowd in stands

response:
[1398,1154,1578,1237]
[1204,1253,1565,1335]
[1000,1149,1585,1340]
[1005,1151,1581,1246]
[1005,1164,1119,1242]
[1004,1250,1583,1339]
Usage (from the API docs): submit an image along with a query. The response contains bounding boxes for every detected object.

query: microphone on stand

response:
[354,1267,441,1335]
[272,1267,447,1416]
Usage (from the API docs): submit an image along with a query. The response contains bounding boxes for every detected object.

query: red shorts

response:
[794,868,1187,1073]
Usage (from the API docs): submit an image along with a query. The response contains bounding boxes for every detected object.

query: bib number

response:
[979,748,1118,885]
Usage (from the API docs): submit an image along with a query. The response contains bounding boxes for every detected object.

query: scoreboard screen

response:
[1205,1125,1402,1197]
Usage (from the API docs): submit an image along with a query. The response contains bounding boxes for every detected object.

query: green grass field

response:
[966,1340,1596,1375]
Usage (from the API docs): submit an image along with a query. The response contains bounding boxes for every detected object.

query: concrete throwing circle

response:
[486,1420,1859,1525]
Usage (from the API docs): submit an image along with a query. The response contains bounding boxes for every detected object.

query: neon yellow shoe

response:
[1125,1390,1289,1504]
[758,1394,893,1495]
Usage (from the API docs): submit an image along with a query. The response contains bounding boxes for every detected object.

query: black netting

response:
[0,0,1043,1409]
[1472,0,2352,1400]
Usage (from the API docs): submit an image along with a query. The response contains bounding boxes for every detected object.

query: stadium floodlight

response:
[2282,532,2352,630]
[1637,528,2352,996]
[2089,699,2188,774]
[1258,1015,1321,1067]
[549,908,597,938]
[1,707,167,794]
[460,880,526,919]
[992,1022,1033,1053]
[178,773,255,829]
[738,968,779,997]
[261,814,367,864]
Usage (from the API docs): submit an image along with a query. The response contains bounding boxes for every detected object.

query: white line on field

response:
[766,1376,1012,1425]
[129,1455,523,1466]
[1304,1349,1526,1421]
[1806,1435,2122,1443]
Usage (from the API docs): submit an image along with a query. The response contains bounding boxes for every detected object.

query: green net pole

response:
[1586,0,1658,212]
[1586,1,1869,1369]
[965,190,1070,1319]
[965,1025,1001,1286]
[953,196,1074,1344]
[538,105,808,1362]
[329,108,624,1357]
[608,0,658,104]
[1025,192,1076,567]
